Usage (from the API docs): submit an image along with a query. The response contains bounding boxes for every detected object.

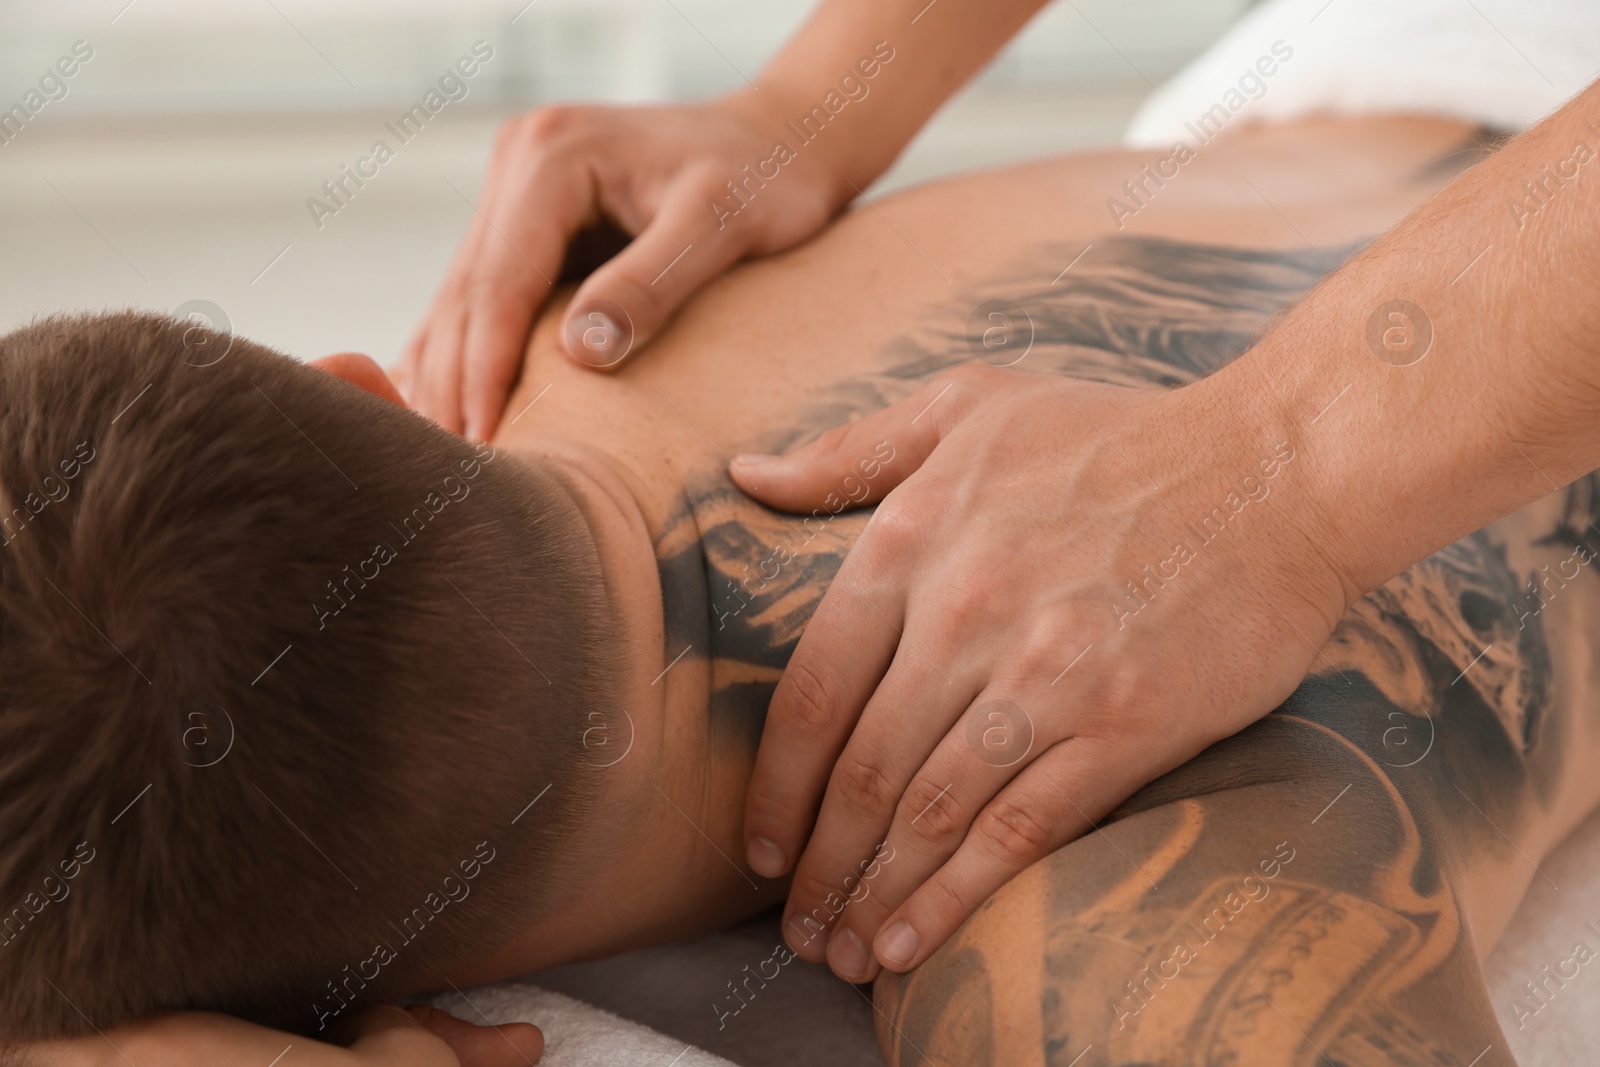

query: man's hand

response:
[12,1004,542,1067]
[733,364,1350,981]
[397,92,847,439]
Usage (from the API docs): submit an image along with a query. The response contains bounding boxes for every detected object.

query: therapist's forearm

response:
[740,0,1051,200]
[1226,79,1600,606]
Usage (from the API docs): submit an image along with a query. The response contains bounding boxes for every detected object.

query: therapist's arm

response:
[1261,92,1600,594]
[401,0,1051,439]
[733,79,1600,979]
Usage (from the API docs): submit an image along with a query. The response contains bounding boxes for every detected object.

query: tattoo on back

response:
[824,236,1598,1064]
[640,225,1600,1063]
[654,237,1352,749]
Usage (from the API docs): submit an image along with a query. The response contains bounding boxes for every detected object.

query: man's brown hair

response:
[0,311,612,1038]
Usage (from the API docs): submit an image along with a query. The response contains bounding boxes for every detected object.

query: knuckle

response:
[464,350,519,391]
[899,779,963,847]
[809,420,854,458]
[789,867,842,909]
[832,751,896,817]
[915,580,988,652]
[744,786,803,836]
[788,870,851,933]
[779,660,840,739]
[921,872,976,926]
[945,363,992,387]
[517,104,585,144]
[1075,666,1144,735]
[943,362,1005,395]
[686,164,737,206]
[862,494,921,554]
[942,575,991,627]
[1013,621,1075,683]
[978,797,1055,862]
[462,275,540,328]
[1014,646,1060,687]
[1068,697,1122,739]
[597,259,668,312]
[785,908,833,949]
[435,275,473,310]
[462,270,513,310]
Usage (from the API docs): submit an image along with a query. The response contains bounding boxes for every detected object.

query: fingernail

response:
[564,303,633,367]
[732,453,776,467]
[784,913,818,953]
[828,926,870,980]
[747,836,787,877]
[877,921,920,968]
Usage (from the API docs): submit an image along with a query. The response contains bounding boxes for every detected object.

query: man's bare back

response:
[470,115,1600,1063]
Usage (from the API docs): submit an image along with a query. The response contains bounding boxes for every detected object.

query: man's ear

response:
[312,352,407,408]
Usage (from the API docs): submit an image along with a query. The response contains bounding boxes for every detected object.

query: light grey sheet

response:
[529,909,880,1067]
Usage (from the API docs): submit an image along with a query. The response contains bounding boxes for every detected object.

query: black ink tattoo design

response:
[643,199,1591,1062]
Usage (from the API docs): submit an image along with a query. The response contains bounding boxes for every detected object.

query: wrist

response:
[736,29,920,205]
[714,86,862,212]
[1240,82,1600,610]
[1185,352,1366,632]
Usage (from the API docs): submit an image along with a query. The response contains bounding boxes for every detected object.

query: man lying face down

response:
[6,116,1600,1066]
[0,312,636,1038]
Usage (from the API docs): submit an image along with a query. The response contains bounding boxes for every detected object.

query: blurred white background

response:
[0,0,1254,361]
[5,3,1600,1060]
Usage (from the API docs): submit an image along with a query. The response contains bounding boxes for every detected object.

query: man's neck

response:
[447,442,783,986]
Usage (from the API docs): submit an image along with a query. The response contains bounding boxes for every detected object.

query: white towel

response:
[1125,0,1600,147]
[426,983,740,1067]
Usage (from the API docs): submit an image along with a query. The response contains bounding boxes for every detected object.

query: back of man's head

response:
[0,311,611,1038]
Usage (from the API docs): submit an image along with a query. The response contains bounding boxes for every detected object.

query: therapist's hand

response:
[398,91,848,440]
[733,364,1353,981]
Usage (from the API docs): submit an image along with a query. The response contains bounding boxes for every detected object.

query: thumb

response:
[729,372,978,513]
[562,173,745,370]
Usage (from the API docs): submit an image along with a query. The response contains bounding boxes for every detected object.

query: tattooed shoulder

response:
[653,237,1355,749]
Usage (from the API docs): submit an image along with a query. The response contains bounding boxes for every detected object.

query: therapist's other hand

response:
[732,364,1351,981]
[398,92,847,440]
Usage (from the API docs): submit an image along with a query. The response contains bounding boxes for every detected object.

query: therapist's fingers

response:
[408,157,506,428]
[729,366,996,514]
[390,348,414,399]
[414,302,470,434]
[561,166,750,372]
[819,690,1054,982]
[871,737,1146,975]
[778,644,977,962]
[456,155,593,441]
[742,532,911,884]
[739,373,1003,885]
[413,108,582,438]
